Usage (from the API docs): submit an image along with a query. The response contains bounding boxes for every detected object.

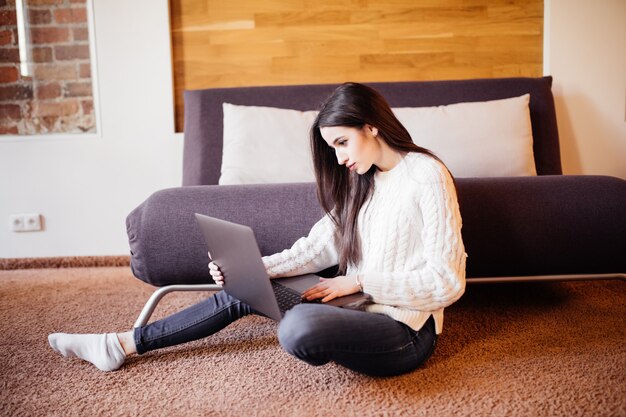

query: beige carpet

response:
[1,267,624,417]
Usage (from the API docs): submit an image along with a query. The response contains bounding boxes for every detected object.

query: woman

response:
[49,82,466,377]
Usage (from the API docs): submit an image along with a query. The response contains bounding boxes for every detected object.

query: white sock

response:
[48,332,126,372]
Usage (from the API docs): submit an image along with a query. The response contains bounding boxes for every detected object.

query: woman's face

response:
[320,125,380,175]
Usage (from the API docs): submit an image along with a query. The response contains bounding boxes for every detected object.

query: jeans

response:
[134,290,437,377]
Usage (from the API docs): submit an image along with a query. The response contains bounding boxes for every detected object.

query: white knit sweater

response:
[262,152,467,334]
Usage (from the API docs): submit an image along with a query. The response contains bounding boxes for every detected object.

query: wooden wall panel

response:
[170,0,543,131]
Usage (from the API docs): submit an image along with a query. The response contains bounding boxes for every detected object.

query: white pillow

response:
[393,94,536,177]
[219,95,536,184]
[219,103,318,185]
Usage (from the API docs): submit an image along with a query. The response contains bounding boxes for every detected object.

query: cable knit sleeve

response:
[262,212,340,278]
[360,160,466,311]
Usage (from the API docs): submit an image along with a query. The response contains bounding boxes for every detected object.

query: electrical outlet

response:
[10,213,42,232]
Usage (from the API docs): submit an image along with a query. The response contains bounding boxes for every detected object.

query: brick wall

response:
[0,0,95,135]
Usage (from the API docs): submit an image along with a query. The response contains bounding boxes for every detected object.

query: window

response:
[0,0,97,137]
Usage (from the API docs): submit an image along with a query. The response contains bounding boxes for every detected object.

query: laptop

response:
[194,213,372,321]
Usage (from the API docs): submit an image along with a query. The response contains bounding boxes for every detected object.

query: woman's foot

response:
[48,332,126,372]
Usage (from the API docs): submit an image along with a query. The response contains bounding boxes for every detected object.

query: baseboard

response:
[0,256,131,270]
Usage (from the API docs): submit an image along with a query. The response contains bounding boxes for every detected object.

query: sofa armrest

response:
[457,175,626,278]
[126,182,324,286]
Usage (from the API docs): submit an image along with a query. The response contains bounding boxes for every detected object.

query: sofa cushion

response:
[127,176,626,286]
[394,94,536,177]
[220,103,318,185]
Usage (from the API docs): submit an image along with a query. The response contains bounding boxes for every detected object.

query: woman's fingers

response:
[302,276,355,302]
[301,283,324,297]
[302,282,332,301]
[321,292,337,303]
[208,261,224,286]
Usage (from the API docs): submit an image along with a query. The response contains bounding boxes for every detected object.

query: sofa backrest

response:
[182,77,561,186]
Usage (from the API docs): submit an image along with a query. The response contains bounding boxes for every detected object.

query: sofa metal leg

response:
[133,284,222,328]
[466,273,625,284]
[133,274,624,327]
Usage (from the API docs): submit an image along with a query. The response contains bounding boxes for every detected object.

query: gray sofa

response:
[126,77,626,293]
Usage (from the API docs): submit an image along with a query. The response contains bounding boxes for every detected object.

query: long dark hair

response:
[310,82,443,275]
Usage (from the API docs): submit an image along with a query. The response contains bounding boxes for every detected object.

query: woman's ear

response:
[366,124,379,138]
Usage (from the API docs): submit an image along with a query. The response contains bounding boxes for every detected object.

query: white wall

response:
[547,0,626,179]
[0,0,183,258]
[1,0,624,258]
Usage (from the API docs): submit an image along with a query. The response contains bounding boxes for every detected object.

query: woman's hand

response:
[301,275,361,303]
[208,256,224,286]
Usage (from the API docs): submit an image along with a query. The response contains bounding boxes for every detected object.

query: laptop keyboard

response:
[271,281,303,313]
